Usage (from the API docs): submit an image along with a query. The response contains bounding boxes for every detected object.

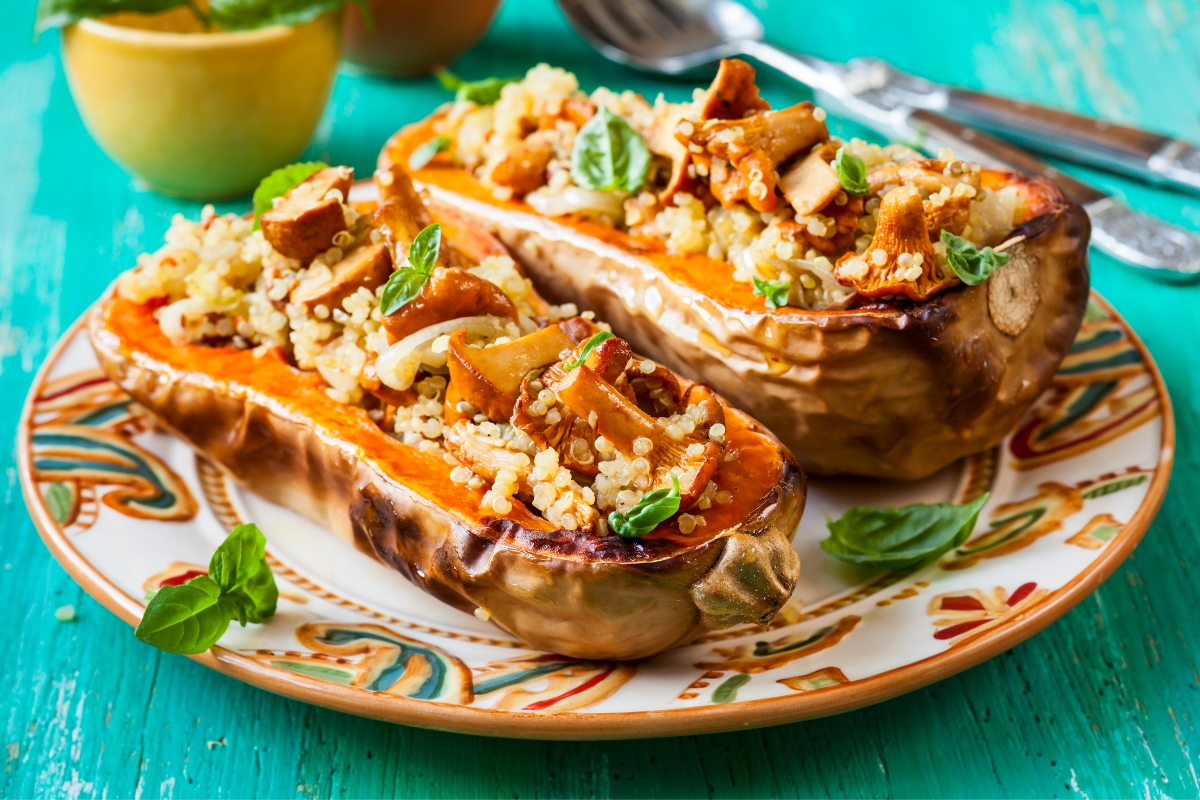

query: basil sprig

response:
[571,106,651,195]
[563,331,615,370]
[252,161,328,229]
[435,69,517,106]
[832,147,870,196]
[409,136,451,171]
[753,277,791,309]
[135,523,278,655]
[940,230,1011,285]
[35,0,367,35]
[820,493,990,570]
[380,223,441,315]
[609,475,681,538]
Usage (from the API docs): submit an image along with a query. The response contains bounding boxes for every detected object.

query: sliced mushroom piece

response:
[490,133,556,198]
[835,186,956,301]
[552,363,723,508]
[512,333,632,477]
[698,58,771,120]
[289,242,392,312]
[260,166,354,261]
[373,164,469,268]
[865,160,981,239]
[780,149,843,217]
[447,321,590,422]
[381,267,520,343]
[679,102,829,212]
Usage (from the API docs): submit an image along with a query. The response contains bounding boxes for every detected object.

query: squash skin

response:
[88,293,804,661]
[382,121,1091,479]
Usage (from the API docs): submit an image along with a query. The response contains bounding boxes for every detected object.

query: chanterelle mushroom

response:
[381,266,519,343]
[261,166,354,261]
[835,186,956,301]
[515,335,726,511]
[867,159,982,239]
[678,101,829,212]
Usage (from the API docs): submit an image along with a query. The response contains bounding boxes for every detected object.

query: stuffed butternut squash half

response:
[88,163,804,660]
[381,60,1091,479]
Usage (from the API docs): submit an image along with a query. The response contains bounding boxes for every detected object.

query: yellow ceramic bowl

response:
[62,10,343,199]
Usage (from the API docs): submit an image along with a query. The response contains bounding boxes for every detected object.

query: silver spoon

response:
[557,0,1200,281]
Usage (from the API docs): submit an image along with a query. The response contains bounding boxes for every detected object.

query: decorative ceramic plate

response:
[18,294,1172,739]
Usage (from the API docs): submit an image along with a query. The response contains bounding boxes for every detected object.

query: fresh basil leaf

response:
[409,136,451,171]
[207,0,365,31]
[379,269,430,316]
[208,523,277,625]
[435,68,464,91]
[571,106,651,194]
[252,161,328,229]
[832,147,870,196]
[753,277,791,309]
[35,0,191,34]
[435,69,516,105]
[609,475,682,539]
[563,331,615,370]
[408,223,441,273]
[135,576,237,655]
[820,493,990,570]
[940,230,1011,285]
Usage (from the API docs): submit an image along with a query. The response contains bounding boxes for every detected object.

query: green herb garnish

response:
[409,136,452,171]
[832,147,870,196]
[380,223,441,315]
[820,493,990,570]
[753,277,791,309]
[252,161,328,229]
[35,0,369,35]
[570,106,651,195]
[940,230,1011,285]
[608,475,682,538]
[562,331,615,370]
[135,523,278,655]
[435,69,517,106]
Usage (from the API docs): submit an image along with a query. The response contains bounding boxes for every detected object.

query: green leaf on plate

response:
[571,106,651,194]
[45,482,74,525]
[940,230,1011,285]
[252,161,328,229]
[208,523,277,625]
[820,493,990,570]
[135,576,237,655]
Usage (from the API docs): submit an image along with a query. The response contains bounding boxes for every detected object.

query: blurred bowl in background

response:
[62,10,342,200]
[341,0,502,77]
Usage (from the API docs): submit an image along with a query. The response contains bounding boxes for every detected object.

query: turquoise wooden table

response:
[3,0,1198,795]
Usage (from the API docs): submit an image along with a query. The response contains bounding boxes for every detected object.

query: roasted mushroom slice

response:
[867,159,982,239]
[442,420,534,490]
[447,319,596,422]
[289,241,392,311]
[835,186,956,301]
[261,166,354,261]
[512,332,632,477]
[697,58,771,120]
[779,147,843,217]
[381,267,519,342]
[490,133,556,198]
[374,164,470,268]
[679,102,829,212]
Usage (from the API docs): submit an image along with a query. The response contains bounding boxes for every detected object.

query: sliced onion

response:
[526,186,625,221]
[376,315,514,391]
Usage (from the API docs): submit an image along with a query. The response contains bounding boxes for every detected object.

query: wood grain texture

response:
[2,0,1198,796]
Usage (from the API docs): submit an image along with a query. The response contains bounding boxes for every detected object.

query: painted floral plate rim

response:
[18,292,1173,739]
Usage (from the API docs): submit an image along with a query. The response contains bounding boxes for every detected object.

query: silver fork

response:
[557,0,1200,280]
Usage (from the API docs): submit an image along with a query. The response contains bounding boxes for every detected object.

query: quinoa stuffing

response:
[117,164,737,536]
[428,59,1029,309]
